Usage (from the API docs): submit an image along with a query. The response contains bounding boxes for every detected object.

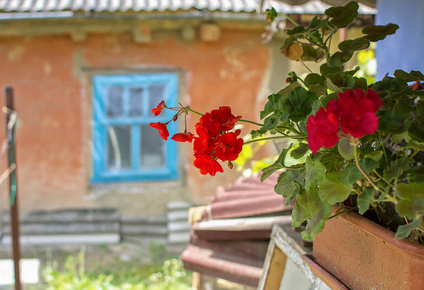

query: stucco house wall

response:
[0,16,274,216]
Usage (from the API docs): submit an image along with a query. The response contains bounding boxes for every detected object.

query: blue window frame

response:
[91,73,179,183]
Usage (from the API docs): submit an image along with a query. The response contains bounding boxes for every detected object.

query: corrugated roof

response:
[182,173,294,288]
[0,0,376,14]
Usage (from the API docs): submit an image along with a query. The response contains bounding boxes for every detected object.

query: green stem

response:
[277,12,300,26]
[354,145,384,193]
[328,207,358,220]
[280,125,301,135]
[185,107,203,116]
[300,59,313,73]
[185,107,263,127]
[239,119,264,127]
[373,169,392,187]
[243,135,307,145]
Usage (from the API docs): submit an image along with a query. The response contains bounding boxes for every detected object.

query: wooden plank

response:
[121,224,168,235]
[2,222,120,235]
[3,208,120,223]
[263,246,287,290]
[1,234,120,245]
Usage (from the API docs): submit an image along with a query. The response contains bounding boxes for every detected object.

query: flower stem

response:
[300,59,313,73]
[239,119,264,126]
[185,107,263,126]
[277,12,300,26]
[185,107,203,116]
[243,135,307,145]
[373,169,392,187]
[354,145,384,193]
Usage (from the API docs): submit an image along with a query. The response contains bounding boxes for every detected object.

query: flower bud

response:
[281,43,304,61]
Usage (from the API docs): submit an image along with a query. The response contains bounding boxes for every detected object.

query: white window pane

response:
[129,87,143,117]
[148,84,166,117]
[107,86,124,118]
[107,125,132,170]
[140,124,165,168]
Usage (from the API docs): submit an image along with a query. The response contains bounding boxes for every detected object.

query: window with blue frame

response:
[91,73,179,183]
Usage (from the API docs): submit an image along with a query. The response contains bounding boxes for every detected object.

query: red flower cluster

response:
[307,89,382,154]
[150,102,244,176]
[193,106,243,176]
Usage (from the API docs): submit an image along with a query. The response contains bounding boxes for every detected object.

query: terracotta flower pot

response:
[313,207,424,290]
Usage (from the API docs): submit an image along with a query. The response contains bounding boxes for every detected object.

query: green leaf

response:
[305,156,325,191]
[395,218,421,239]
[384,157,414,182]
[338,139,354,160]
[309,16,322,29]
[394,70,424,82]
[371,76,408,96]
[304,73,325,87]
[286,26,306,36]
[301,45,325,62]
[357,158,379,177]
[364,151,383,162]
[274,169,303,203]
[357,187,374,214]
[292,188,332,241]
[318,172,353,204]
[305,73,327,96]
[261,146,291,181]
[352,77,368,91]
[362,23,399,42]
[338,38,370,52]
[260,93,282,119]
[395,183,424,219]
[283,86,319,122]
[326,73,355,92]
[328,50,354,67]
[277,82,300,97]
[320,63,342,77]
[409,118,424,142]
[346,66,360,76]
[325,1,359,28]
[379,111,411,134]
[290,143,310,159]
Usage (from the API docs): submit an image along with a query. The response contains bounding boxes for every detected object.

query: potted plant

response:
[150,1,424,288]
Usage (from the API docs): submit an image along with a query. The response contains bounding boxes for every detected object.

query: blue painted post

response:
[375,0,424,79]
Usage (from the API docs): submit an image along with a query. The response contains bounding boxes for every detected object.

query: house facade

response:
[0,0,375,217]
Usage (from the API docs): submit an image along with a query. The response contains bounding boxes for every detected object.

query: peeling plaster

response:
[43,62,52,75]
[7,45,25,61]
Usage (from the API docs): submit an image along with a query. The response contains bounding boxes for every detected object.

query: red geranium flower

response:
[215,130,244,161]
[149,122,169,140]
[171,132,194,143]
[306,102,340,154]
[193,155,224,176]
[210,106,242,131]
[152,100,166,116]
[337,89,382,138]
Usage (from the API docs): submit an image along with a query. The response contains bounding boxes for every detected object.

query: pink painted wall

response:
[0,28,270,213]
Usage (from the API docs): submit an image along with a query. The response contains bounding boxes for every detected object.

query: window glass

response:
[106,86,124,117]
[106,125,132,170]
[140,124,165,168]
[148,85,166,116]
[129,87,144,117]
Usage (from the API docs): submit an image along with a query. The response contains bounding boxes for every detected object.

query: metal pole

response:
[5,87,22,290]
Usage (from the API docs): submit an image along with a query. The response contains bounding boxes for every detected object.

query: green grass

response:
[33,247,192,290]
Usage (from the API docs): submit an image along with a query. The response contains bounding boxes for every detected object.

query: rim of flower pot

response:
[332,205,424,257]
[301,254,349,290]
